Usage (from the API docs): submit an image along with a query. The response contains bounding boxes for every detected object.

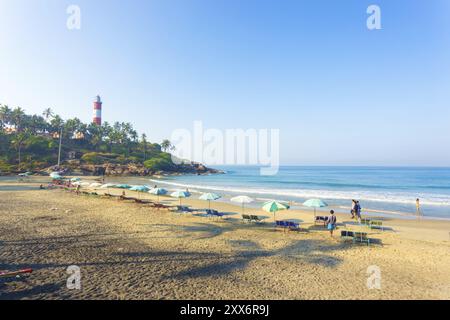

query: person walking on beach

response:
[355,201,362,223]
[351,199,356,219]
[326,210,337,237]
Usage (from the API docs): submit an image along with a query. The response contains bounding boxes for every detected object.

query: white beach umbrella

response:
[171,190,191,206]
[89,182,103,188]
[230,196,254,214]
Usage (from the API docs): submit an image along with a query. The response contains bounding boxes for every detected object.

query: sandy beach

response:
[1,177,449,300]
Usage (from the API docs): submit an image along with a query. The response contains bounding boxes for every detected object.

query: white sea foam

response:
[149,179,450,207]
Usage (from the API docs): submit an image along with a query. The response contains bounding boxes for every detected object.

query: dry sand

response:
[1,178,449,300]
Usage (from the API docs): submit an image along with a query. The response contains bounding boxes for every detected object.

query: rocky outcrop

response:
[42,161,224,177]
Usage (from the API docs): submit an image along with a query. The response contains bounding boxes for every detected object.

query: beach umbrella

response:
[199,193,221,210]
[114,184,132,189]
[170,190,191,205]
[130,185,150,192]
[262,201,290,222]
[303,198,328,218]
[89,182,103,188]
[100,183,116,189]
[51,175,64,180]
[129,185,150,198]
[149,188,168,203]
[231,196,254,214]
[50,172,61,178]
[100,183,116,193]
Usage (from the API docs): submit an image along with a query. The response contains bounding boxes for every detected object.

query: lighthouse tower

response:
[93,95,102,125]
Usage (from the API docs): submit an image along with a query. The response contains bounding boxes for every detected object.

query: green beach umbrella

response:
[303,198,328,218]
[149,188,168,203]
[130,185,150,192]
[199,193,221,210]
[130,185,150,198]
[171,190,191,205]
[262,201,290,222]
[114,184,132,189]
[231,196,254,214]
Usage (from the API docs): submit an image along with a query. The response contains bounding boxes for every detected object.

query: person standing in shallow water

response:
[416,198,422,219]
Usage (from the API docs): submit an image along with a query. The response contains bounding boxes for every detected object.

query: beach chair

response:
[353,232,371,245]
[206,209,224,219]
[341,231,370,246]
[315,216,327,226]
[152,203,171,210]
[172,205,194,214]
[288,221,301,231]
[242,214,252,223]
[369,220,384,231]
[341,230,355,241]
[250,215,264,223]
[275,220,289,232]
[360,218,372,226]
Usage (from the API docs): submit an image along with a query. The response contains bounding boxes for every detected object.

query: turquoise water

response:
[150,166,450,219]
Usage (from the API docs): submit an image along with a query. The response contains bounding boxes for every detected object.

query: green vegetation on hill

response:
[0,104,177,173]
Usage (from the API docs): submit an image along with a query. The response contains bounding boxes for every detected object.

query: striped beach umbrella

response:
[262,201,290,222]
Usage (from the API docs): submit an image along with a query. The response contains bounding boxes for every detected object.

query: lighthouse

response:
[93,95,102,125]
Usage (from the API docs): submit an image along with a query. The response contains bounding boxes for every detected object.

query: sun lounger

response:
[341,230,371,246]
[119,195,138,202]
[369,220,384,231]
[152,203,171,210]
[360,218,372,226]
[250,215,264,223]
[206,209,224,218]
[275,220,290,232]
[242,214,252,222]
[172,205,194,213]
[287,221,301,231]
[315,216,327,226]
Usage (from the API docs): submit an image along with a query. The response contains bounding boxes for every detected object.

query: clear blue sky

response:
[1,0,449,166]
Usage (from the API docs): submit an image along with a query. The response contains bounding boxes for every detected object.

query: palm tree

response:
[42,108,54,120]
[161,139,172,152]
[0,104,12,129]
[11,107,25,132]
[11,132,28,169]
[141,133,148,161]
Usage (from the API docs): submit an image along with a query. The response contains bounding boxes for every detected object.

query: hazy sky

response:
[1,0,449,166]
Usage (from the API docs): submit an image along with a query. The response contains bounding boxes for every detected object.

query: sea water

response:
[149,166,450,219]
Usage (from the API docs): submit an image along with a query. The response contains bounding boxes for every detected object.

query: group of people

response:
[351,199,362,222]
[324,199,363,238]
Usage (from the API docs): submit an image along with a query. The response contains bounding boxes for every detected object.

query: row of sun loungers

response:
[360,218,384,231]
[275,220,301,232]
[341,230,371,245]
[242,214,264,223]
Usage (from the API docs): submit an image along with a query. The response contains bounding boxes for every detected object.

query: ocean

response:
[148,166,450,220]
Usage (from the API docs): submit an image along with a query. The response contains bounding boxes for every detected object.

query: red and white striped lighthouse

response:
[93,95,102,125]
